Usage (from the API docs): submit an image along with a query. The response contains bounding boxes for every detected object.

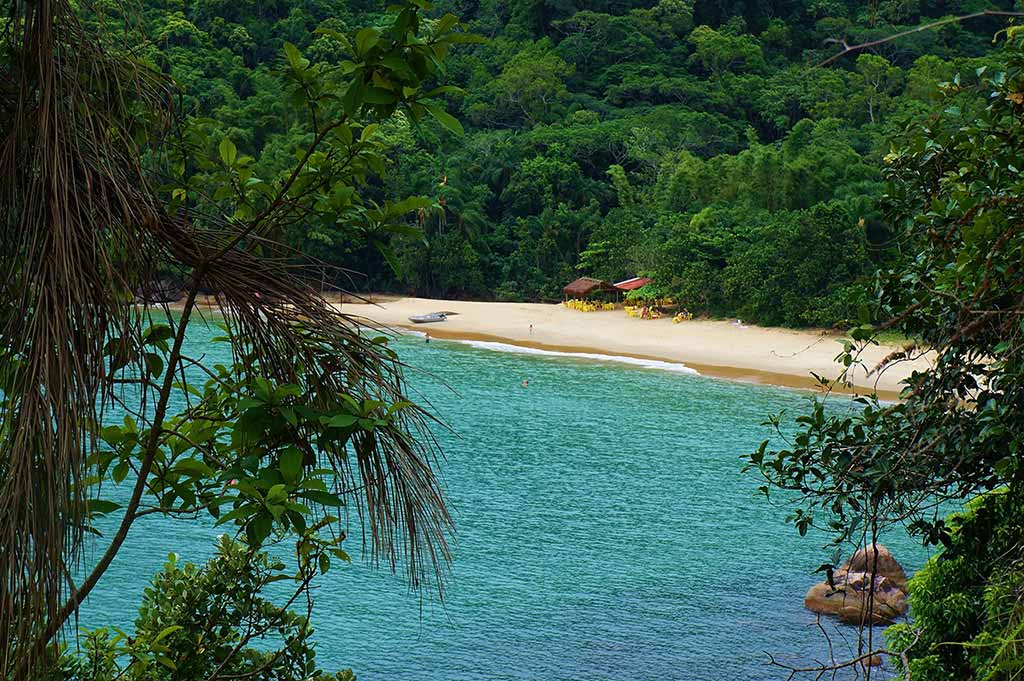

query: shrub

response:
[52,537,356,681]
[887,487,1024,680]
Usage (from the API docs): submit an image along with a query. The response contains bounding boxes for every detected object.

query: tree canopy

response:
[747,31,1024,678]
[119,0,1019,326]
[0,0,470,676]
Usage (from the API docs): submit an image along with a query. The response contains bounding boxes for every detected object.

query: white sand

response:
[338,297,930,397]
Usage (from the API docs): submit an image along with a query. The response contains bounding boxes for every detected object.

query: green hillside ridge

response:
[140,0,1012,326]
[5,0,1024,677]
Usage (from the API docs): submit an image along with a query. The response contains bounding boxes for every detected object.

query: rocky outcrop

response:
[846,544,908,591]
[804,544,909,624]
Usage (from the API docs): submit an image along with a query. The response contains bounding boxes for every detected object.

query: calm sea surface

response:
[80,323,932,680]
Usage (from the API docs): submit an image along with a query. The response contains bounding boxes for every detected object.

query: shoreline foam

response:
[340,297,931,400]
[454,339,700,374]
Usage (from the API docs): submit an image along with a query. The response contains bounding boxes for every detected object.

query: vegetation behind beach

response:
[4,0,1024,679]
[141,0,1014,326]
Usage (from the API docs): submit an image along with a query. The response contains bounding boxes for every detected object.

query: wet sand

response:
[337,296,930,398]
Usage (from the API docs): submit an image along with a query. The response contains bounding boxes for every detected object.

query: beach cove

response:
[80,324,933,680]
[337,296,931,398]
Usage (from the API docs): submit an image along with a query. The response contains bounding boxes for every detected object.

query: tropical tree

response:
[745,33,1024,677]
[0,0,474,677]
[472,39,573,126]
[48,539,358,679]
[849,53,903,124]
[687,24,766,78]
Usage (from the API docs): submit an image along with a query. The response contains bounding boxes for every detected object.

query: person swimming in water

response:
[425,333,430,343]
[522,379,529,387]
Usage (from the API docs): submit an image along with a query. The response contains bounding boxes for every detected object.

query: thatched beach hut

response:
[562,277,618,299]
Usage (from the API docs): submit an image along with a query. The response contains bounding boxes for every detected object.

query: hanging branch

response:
[818,10,1024,67]
[765,618,922,681]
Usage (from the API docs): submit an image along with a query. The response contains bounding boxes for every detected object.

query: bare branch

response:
[819,10,1024,67]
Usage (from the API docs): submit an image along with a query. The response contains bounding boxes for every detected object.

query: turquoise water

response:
[81,325,932,680]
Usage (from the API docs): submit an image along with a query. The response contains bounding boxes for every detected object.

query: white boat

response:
[408,312,447,324]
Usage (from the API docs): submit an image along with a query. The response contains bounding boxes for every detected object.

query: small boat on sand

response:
[409,312,447,324]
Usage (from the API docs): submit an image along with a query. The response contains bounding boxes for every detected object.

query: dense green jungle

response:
[4,0,1024,679]
[145,0,1014,326]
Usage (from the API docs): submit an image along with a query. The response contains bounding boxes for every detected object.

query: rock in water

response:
[863,655,884,668]
[846,544,908,591]
[803,543,909,624]
[804,573,908,624]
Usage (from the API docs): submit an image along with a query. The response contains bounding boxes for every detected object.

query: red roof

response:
[614,277,652,291]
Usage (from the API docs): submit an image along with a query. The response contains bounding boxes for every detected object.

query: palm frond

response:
[0,0,172,671]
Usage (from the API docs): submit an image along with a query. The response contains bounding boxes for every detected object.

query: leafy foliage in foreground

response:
[746,33,1024,678]
[0,0,468,676]
[887,488,1024,680]
[138,0,1015,324]
[43,539,356,680]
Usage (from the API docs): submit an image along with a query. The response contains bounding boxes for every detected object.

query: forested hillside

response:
[142,0,1014,325]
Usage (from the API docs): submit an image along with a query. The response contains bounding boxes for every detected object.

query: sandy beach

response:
[337,296,930,398]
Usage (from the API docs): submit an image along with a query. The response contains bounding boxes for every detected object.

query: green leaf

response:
[214,505,253,527]
[386,400,416,414]
[283,42,305,71]
[246,513,273,546]
[213,184,234,200]
[280,447,303,482]
[100,425,124,445]
[389,195,432,215]
[424,104,464,136]
[144,352,164,378]
[284,501,312,516]
[142,325,174,345]
[342,80,363,116]
[381,54,413,74]
[173,458,214,478]
[333,124,353,146]
[299,490,344,507]
[219,138,237,166]
[383,223,425,241]
[87,499,122,516]
[355,27,379,55]
[422,85,465,98]
[360,123,379,142]
[275,383,302,398]
[266,483,288,505]
[112,461,129,485]
[108,346,134,373]
[154,625,183,643]
[314,27,345,40]
[323,413,359,428]
[435,13,459,33]
[376,241,403,277]
[363,87,394,105]
[233,479,260,500]
[236,397,263,410]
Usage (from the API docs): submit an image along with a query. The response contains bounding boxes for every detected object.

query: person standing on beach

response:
[529,323,533,335]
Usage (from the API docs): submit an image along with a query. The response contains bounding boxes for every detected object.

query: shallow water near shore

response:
[81,323,931,680]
